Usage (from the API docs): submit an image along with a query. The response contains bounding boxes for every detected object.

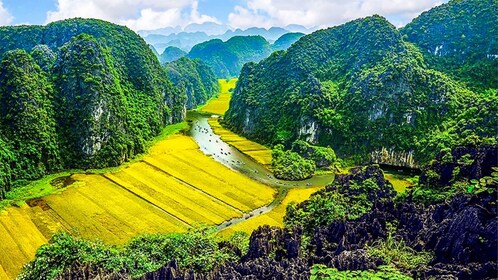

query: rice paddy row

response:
[0,134,276,279]
[199,78,237,115]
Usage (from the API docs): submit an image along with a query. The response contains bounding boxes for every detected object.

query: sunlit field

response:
[384,173,413,193]
[220,186,322,236]
[199,79,237,115]
[0,134,275,279]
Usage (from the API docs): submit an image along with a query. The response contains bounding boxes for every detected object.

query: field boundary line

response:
[142,160,245,214]
[102,174,191,227]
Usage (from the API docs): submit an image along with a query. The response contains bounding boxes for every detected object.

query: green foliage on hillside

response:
[188,35,272,77]
[291,140,336,168]
[271,144,316,180]
[225,14,497,165]
[164,57,219,109]
[285,166,395,233]
[401,0,498,92]
[0,18,185,198]
[160,46,187,64]
[19,226,247,279]
[0,50,60,198]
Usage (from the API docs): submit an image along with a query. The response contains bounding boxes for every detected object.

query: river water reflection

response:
[187,111,336,188]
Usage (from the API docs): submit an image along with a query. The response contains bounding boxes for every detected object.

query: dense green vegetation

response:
[159,46,187,64]
[0,50,60,195]
[291,140,337,169]
[19,226,249,279]
[225,11,497,167]
[164,57,219,109]
[403,146,498,205]
[284,166,395,233]
[187,35,272,77]
[401,0,498,92]
[271,144,316,180]
[0,18,186,199]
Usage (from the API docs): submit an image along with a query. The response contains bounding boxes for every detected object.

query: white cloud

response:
[228,0,445,29]
[0,1,13,26]
[46,0,219,30]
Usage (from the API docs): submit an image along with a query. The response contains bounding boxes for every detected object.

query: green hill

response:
[401,0,498,91]
[160,46,187,64]
[0,18,185,198]
[187,35,272,78]
[272,32,305,51]
[224,15,497,167]
[164,57,219,109]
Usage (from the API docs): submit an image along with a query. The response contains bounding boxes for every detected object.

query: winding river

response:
[186,111,336,230]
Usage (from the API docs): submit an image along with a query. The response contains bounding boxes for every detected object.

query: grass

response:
[0,170,83,211]
[220,187,323,236]
[198,79,237,115]
[367,225,433,271]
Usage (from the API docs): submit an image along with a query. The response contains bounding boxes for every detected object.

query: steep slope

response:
[401,0,498,91]
[0,18,185,196]
[272,32,305,51]
[0,50,60,197]
[164,57,219,109]
[224,15,497,167]
[188,36,272,77]
[160,46,187,64]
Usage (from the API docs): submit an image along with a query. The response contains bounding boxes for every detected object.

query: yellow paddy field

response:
[0,134,275,279]
[220,186,323,236]
[199,79,237,115]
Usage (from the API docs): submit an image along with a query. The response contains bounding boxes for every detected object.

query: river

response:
[186,111,336,230]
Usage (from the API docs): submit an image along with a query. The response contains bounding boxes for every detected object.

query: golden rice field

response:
[0,134,275,279]
[220,186,323,237]
[208,118,273,167]
[199,78,237,115]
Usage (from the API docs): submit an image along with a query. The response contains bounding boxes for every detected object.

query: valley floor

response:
[0,134,275,279]
[0,79,414,279]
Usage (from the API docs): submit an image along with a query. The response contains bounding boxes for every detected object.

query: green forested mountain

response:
[0,18,185,198]
[401,0,498,92]
[224,14,497,167]
[272,32,305,51]
[164,57,219,109]
[160,46,187,64]
[401,0,498,91]
[187,35,272,78]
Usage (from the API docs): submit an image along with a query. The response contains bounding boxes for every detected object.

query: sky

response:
[0,0,448,31]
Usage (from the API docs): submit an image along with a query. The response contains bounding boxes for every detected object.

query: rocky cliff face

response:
[370,148,418,169]
[54,34,127,167]
[419,145,498,188]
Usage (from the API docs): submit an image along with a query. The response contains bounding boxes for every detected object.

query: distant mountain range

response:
[140,23,315,53]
